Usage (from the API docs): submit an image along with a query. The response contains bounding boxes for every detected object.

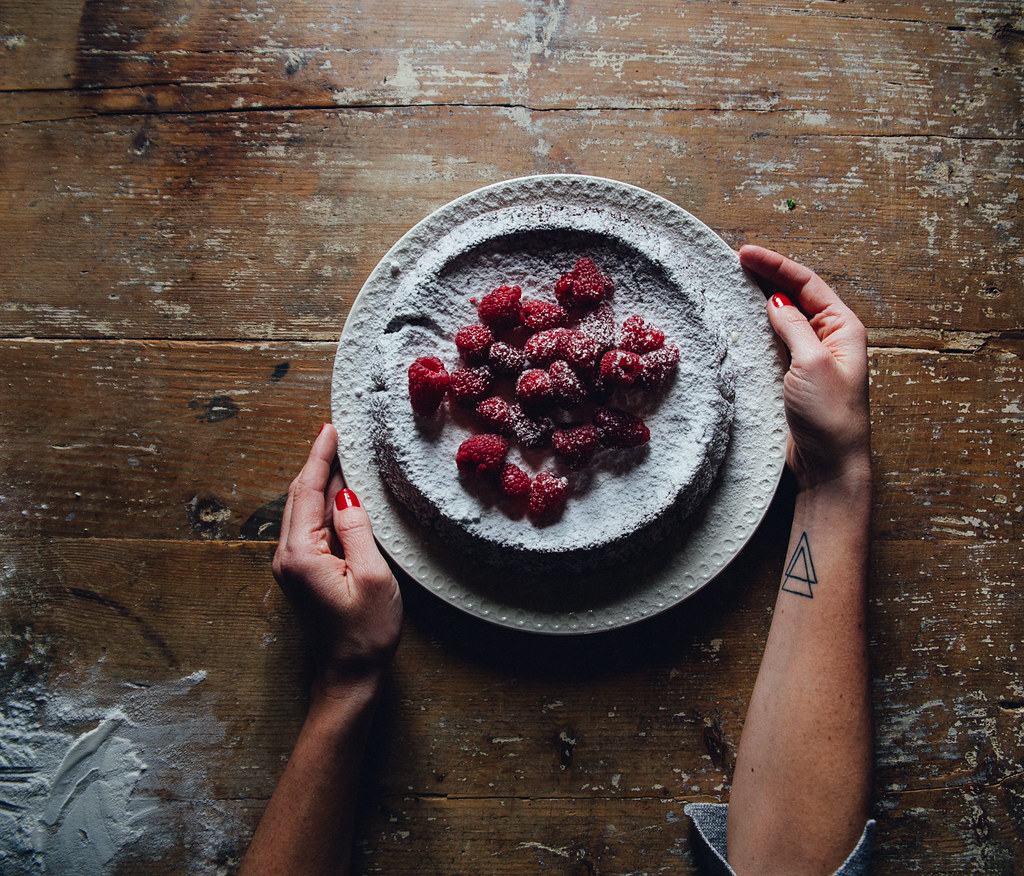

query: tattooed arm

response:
[726,247,873,875]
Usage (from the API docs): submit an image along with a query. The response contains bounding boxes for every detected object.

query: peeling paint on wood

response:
[1,0,1021,872]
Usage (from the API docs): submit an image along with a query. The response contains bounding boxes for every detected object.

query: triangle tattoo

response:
[781,532,817,598]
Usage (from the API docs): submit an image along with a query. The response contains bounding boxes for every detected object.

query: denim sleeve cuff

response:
[683,802,876,876]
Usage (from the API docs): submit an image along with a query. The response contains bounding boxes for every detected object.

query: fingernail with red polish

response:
[771,293,792,308]
[335,488,360,510]
[318,423,327,436]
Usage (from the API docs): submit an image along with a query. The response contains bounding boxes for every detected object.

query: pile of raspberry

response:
[406,257,679,524]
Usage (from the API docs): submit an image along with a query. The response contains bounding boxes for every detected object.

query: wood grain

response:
[2,340,1020,544]
[1,0,1021,872]
[2,108,1020,340]
[2,0,1020,138]
[1,533,1020,871]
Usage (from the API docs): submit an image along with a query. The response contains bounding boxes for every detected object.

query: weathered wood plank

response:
[1,108,1020,340]
[2,340,1020,544]
[870,338,1024,545]
[347,778,1024,875]
[0,340,334,540]
[1,535,1020,872]
[2,0,1020,139]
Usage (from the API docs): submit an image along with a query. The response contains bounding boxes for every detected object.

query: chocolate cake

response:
[368,226,736,574]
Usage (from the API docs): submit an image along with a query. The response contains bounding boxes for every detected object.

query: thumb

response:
[766,294,822,364]
[332,489,394,583]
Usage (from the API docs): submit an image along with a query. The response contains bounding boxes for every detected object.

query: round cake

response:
[367,217,736,574]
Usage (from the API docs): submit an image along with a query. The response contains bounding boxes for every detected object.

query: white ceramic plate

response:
[332,174,786,634]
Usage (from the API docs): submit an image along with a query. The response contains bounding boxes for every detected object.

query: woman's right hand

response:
[739,245,871,491]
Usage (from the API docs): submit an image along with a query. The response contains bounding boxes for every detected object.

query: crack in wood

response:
[4,93,1023,140]
[887,769,1024,798]
[372,791,718,803]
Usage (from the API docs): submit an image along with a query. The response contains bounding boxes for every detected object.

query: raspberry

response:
[620,314,665,353]
[559,330,600,372]
[524,328,569,366]
[571,257,614,304]
[509,403,554,449]
[455,324,495,364]
[405,263,673,525]
[638,342,680,389]
[554,257,614,308]
[594,407,650,448]
[456,434,509,478]
[552,424,601,470]
[450,365,494,406]
[528,472,569,521]
[407,356,450,416]
[476,396,514,435]
[553,273,574,306]
[548,360,586,406]
[488,341,527,375]
[500,463,532,498]
[477,285,523,329]
[515,368,554,406]
[577,302,617,353]
[599,349,644,388]
[521,298,568,332]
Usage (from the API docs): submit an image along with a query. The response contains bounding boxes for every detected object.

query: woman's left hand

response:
[272,424,403,696]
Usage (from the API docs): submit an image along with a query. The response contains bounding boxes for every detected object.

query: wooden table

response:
[1,2,1021,873]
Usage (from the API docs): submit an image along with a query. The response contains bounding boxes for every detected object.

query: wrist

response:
[312,666,386,704]
[306,671,386,734]
[793,458,872,537]
[794,451,872,499]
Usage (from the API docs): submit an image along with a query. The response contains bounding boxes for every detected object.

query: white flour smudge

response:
[35,711,150,869]
[0,669,239,874]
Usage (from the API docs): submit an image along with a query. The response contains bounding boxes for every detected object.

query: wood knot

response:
[557,727,577,769]
[187,495,232,539]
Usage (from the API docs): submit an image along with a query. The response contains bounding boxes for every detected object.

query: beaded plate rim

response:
[331,174,787,635]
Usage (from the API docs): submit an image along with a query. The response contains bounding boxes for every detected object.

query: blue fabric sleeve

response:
[683,802,875,875]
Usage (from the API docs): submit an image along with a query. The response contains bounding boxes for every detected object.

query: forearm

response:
[240,677,384,876]
[727,465,873,876]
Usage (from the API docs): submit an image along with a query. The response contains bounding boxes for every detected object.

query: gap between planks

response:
[2,96,1023,139]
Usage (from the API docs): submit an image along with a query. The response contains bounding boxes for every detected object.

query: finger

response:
[332,488,394,585]
[323,454,345,527]
[765,294,826,364]
[283,424,339,551]
[321,457,346,555]
[739,245,850,321]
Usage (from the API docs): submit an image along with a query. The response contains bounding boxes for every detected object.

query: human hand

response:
[272,424,402,698]
[739,245,871,491]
